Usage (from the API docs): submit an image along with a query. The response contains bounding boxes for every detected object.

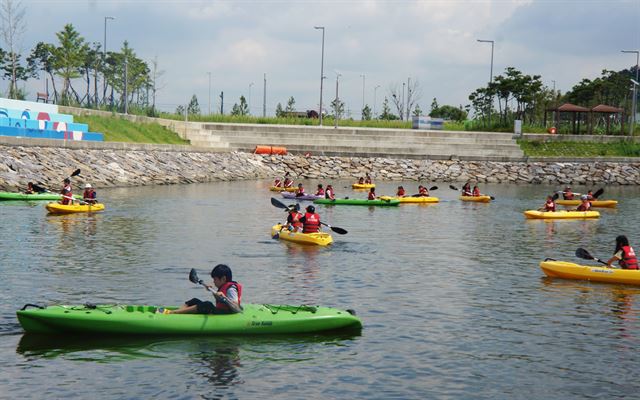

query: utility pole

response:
[401,82,405,121]
[314,26,325,125]
[207,72,212,115]
[123,56,128,114]
[249,82,254,115]
[406,77,411,120]
[263,73,267,117]
[220,91,224,114]
[622,50,639,134]
[360,74,365,116]
[374,85,380,118]
[335,73,341,129]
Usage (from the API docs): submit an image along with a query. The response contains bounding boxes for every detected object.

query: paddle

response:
[189,269,242,313]
[592,188,604,199]
[270,197,348,234]
[410,186,438,197]
[449,184,495,200]
[575,248,609,266]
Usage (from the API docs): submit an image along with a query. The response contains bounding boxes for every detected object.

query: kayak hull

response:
[459,195,491,203]
[524,210,600,219]
[379,196,439,203]
[281,193,323,201]
[46,202,105,214]
[314,198,400,206]
[351,183,375,189]
[16,303,362,335]
[556,199,618,208]
[270,186,296,192]
[0,192,81,201]
[540,260,640,285]
[271,224,333,246]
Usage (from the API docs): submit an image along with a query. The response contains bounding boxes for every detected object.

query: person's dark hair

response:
[211,264,232,281]
[615,235,630,253]
[370,187,375,192]
[64,178,70,184]
[306,205,315,213]
[317,184,323,188]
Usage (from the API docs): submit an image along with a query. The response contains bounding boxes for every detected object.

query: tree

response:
[430,104,467,121]
[285,96,296,112]
[149,56,164,115]
[361,104,372,120]
[389,79,422,120]
[187,94,200,115]
[52,24,87,104]
[275,102,284,117]
[412,104,422,117]
[330,98,345,119]
[379,97,397,120]
[27,42,58,101]
[0,0,26,99]
[175,104,185,115]
[231,95,249,116]
[430,98,439,113]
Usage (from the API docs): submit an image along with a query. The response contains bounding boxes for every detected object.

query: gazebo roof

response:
[547,103,590,112]
[591,104,624,113]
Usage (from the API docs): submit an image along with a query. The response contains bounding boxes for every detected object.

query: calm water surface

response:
[1,180,640,399]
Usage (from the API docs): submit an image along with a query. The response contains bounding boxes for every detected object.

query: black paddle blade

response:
[552,193,559,201]
[330,226,348,235]
[429,186,438,191]
[189,268,200,284]
[70,169,81,177]
[575,248,594,260]
[270,197,288,209]
[449,184,458,191]
[32,183,47,193]
[593,188,604,199]
[489,196,496,200]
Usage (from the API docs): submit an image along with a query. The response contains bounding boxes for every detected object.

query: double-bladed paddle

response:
[189,269,242,313]
[449,184,495,200]
[270,197,348,234]
[409,185,438,197]
[575,247,609,266]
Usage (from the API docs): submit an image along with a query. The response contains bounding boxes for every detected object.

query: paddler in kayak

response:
[575,195,592,211]
[539,195,556,212]
[396,186,406,197]
[607,235,639,270]
[417,185,430,197]
[358,176,365,184]
[364,173,372,184]
[586,190,595,201]
[60,178,73,205]
[161,264,242,314]
[298,205,321,233]
[461,182,472,196]
[285,203,303,232]
[472,185,481,197]
[325,184,335,200]
[315,184,325,196]
[562,186,574,200]
[83,184,97,204]
[25,182,35,194]
[295,183,306,197]
[273,177,283,188]
[283,172,293,188]
[368,187,376,200]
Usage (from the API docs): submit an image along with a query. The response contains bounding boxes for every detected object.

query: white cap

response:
[85,183,92,189]
[580,194,588,200]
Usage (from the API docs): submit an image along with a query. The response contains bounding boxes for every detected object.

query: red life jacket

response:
[61,184,72,205]
[274,179,282,187]
[296,186,305,195]
[368,192,376,200]
[83,189,96,203]
[284,179,293,187]
[462,187,472,196]
[419,187,429,196]
[289,211,303,229]
[397,188,405,196]
[563,191,574,200]
[216,281,242,310]
[364,177,372,184]
[545,200,555,212]
[325,188,334,199]
[577,201,591,211]
[620,246,639,270]
[472,188,480,196]
[316,188,325,196]
[302,212,320,233]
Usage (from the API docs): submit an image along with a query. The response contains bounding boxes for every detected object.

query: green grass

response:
[74,114,189,144]
[518,140,640,157]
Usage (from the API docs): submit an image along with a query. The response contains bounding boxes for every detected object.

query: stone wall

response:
[2,146,640,191]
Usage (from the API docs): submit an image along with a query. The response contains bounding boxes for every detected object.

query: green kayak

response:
[0,192,81,201]
[17,303,362,335]
[314,198,400,206]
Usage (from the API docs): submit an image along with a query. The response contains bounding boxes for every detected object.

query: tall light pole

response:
[263,73,266,117]
[622,50,639,134]
[406,77,411,120]
[248,82,254,115]
[334,72,341,129]
[374,84,380,118]
[207,72,212,115]
[314,26,325,125]
[402,82,405,121]
[103,16,115,106]
[360,74,365,116]
[477,39,494,124]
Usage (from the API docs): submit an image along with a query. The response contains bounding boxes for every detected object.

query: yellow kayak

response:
[379,196,439,203]
[46,202,105,214]
[352,183,375,189]
[271,224,333,246]
[269,186,296,192]
[555,199,618,208]
[523,210,599,219]
[459,195,491,203]
[540,260,640,285]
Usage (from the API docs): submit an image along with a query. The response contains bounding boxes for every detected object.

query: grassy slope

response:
[74,115,189,144]
[518,140,640,157]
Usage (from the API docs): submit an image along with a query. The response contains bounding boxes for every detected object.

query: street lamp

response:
[314,26,325,125]
[360,74,365,116]
[248,82,254,115]
[374,84,380,118]
[103,16,115,107]
[207,72,212,115]
[334,72,341,129]
[477,39,495,124]
[622,50,639,134]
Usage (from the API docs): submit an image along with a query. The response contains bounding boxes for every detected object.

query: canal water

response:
[1,180,639,399]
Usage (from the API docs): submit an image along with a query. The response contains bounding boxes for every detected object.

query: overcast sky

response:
[14,0,640,116]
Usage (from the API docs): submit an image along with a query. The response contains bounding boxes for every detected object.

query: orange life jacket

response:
[302,212,320,233]
[216,281,242,311]
[620,246,639,270]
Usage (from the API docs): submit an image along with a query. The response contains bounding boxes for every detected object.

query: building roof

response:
[591,104,624,113]
[548,103,591,112]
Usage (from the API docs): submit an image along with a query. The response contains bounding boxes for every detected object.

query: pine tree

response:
[361,104,372,120]
[187,94,200,115]
[285,96,296,112]
[380,97,396,120]
[275,102,284,117]
[413,104,422,117]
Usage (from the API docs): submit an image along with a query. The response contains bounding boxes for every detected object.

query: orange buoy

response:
[547,127,557,134]
[254,146,287,155]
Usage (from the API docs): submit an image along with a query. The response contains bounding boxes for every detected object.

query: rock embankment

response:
[1,146,640,191]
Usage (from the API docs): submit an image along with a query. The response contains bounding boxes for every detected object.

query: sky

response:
[11,0,640,116]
